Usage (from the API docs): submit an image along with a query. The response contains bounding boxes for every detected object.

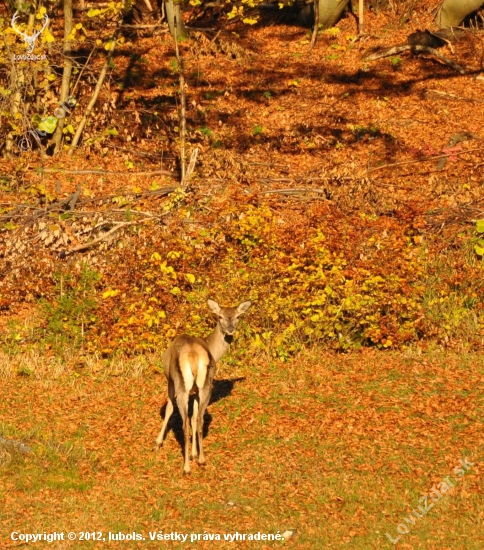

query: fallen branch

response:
[31,168,177,177]
[368,146,484,173]
[0,187,176,223]
[64,218,155,255]
[364,44,465,74]
[426,89,484,103]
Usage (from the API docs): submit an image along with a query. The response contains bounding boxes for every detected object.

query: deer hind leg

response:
[176,391,191,474]
[155,377,175,449]
[196,386,211,466]
[191,395,199,460]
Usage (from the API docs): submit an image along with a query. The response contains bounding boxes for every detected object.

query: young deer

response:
[154,299,251,473]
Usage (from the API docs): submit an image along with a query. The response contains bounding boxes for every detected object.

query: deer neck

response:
[204,323,232,363]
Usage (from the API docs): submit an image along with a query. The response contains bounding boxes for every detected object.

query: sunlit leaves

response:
[474,220,484,256]
[102,289,120,299]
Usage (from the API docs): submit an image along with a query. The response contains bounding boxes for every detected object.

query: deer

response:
[154,299,251,473]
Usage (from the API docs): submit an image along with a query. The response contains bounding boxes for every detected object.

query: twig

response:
[68,184,82,210]
[71,43,97,97]
[248,162,289,169]
[68,29,119,157]
[102,144,176,160]
[368,146,484,173]
[121,23,168,30]
[182,147,199,189]
[261,188,328,195]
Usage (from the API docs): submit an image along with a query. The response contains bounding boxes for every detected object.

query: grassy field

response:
[1,348,483,549]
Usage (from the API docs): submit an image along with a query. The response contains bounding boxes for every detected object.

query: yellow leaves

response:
[325,27,340,37]
[160,261,176,278]
[104,40,116,51]
[287,80,300,87]
[150,252,161,261]
[190,0,201,5]
[243,17,258,25]
[170,287,181,295]
[185,273,196,284]
[227,5,243,19]
[42,27,55,44]
[102,289,120,299]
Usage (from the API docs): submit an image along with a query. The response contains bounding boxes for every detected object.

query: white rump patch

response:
[179,343,209,392]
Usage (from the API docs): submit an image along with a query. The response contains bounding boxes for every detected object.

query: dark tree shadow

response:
[156,377,245,455]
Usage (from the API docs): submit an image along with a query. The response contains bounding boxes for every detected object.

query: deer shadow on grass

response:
[157,377,245,454]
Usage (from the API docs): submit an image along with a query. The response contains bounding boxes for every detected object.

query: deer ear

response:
[237,301,252,315]
[207,299,221,314]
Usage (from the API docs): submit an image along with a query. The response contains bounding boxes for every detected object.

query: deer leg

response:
[191,395,199,460]
[197,386,211,466]
[176,392,191,474]
[155,378,175,449]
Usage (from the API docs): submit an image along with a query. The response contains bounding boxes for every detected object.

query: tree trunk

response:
[318,0,350,29]
[52,0,73,154]
[165,0,186,40]
[299,0,350,30]
[436,0,484,28]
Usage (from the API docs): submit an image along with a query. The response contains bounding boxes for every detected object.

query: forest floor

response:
[1,2,484,548]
